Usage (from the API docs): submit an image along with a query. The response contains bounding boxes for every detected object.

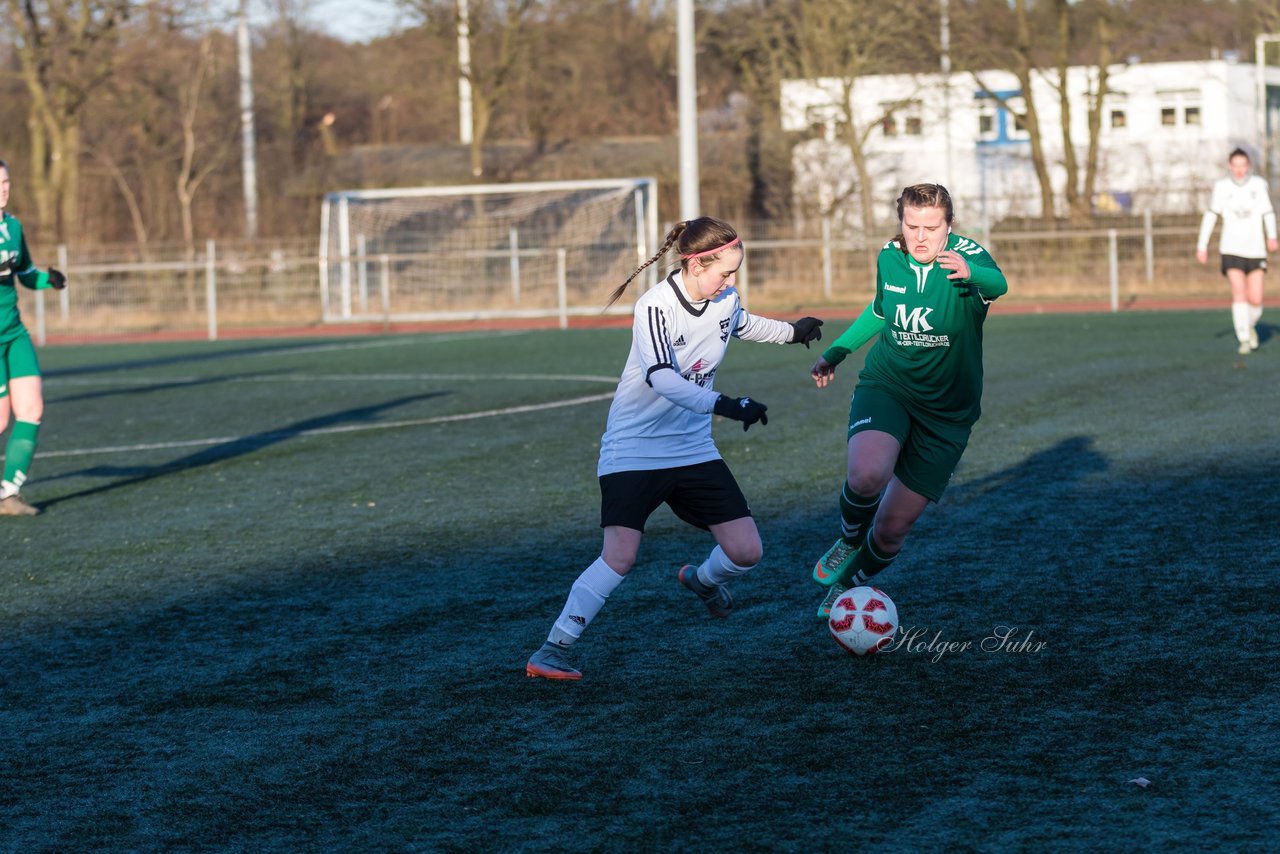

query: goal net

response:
[319,178,659,325]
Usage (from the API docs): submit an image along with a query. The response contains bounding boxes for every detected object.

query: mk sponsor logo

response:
[894,304,935,333]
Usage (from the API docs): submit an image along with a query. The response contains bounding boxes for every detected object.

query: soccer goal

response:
[319,177,659,326]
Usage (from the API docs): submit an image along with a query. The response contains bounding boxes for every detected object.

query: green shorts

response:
[848,383,971,502]
[0,331,41,398]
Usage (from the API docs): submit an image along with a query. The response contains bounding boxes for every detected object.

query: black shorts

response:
[599,459,752,532]
[1221,255,1267,275]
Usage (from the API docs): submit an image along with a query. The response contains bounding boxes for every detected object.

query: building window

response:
[881,100,922,139]
[974,91,1027,144]
[1158,90,1202,128]
[1110,109,1127,129]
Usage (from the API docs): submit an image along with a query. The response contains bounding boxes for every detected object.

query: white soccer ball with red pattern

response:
[828,586,898,656]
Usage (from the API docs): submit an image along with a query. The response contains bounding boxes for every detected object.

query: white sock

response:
[548,556,625,647]
[696,544,755,587]
[1232,301,1252,343]
[1249,303,1263,326]
[0,480,17,499]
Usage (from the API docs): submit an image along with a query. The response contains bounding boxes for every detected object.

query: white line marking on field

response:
[51,371,617,386]
[39,391,615,460]
[249,331,521,357]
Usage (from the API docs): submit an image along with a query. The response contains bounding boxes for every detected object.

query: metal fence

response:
[30,216,1219,343]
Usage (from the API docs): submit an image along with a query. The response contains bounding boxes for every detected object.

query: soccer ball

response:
[828,586,898,656]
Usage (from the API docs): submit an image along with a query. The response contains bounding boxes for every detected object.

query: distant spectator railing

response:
[33,217,1218,343]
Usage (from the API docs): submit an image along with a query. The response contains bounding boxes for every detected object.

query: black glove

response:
[713,394,769,431]
[790,316,824,347]
[952,279,975,298]
[0,257,15,277]
[48,268,66,290]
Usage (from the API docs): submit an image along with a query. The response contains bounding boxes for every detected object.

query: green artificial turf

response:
[1,312,1276,849]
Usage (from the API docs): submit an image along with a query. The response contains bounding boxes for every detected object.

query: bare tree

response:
[733,0,935,234]
[959,0,1124,221]
[400,0,536,178]
[4,0,133,242]
[964,0,1057,218]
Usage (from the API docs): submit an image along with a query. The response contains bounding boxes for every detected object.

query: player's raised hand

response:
[47,268,66,290]
[713,394,769,431]
[937,249,971,281]
[811,356,836,389]
[789,316,824,348]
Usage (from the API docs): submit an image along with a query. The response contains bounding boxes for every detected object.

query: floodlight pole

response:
[941,0,952,189]
[1256,34,1280,182]
[677,0,700,220]
[458,0,474,145]
[237,0,259,239]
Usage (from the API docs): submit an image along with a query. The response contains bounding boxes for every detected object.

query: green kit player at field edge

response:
[809,183,1007,617]
[0,159,68,516]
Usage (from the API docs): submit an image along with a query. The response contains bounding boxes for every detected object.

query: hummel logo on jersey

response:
[672,335,687,347]
[852,417,871,428]
[885,284,907,294]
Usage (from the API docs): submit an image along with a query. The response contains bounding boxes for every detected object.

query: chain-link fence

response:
[27,215,1221,343]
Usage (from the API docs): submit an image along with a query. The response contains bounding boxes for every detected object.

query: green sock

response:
[841,525,898,587]
[3,420,40,490]
[839,482,880,545]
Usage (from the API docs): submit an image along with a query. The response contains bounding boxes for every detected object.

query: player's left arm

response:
[1260,180,1278,251]
[13,235,66,291]
[941,241,1007,301]
[734,308,824,347]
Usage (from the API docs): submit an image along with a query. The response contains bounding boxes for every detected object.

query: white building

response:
[780,58,1280,230]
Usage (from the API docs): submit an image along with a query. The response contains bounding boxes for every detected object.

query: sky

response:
[305,0,407,43]
[216,0,408,44]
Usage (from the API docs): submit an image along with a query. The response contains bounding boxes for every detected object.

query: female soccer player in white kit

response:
[525,216,823,680]
[1196,147,1278,355]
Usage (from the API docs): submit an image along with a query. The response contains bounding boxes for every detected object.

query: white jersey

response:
[1197,175,1277,259]
[597,271,795,476]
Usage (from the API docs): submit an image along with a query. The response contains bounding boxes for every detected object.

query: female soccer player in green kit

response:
[0,159,67,516]
[808,184,1007,617]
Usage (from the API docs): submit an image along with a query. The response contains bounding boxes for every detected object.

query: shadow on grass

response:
[37,390,451,508]
[46,370,289,405]
[947,434,1110,504]
[43,340,345,378]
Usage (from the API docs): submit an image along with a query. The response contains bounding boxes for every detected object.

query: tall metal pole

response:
[941,0,953,189]
[677,0,700,220]
[237,0,259,239]
[458,0,474,146]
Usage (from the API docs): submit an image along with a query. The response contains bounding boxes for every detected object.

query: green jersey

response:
[858,232,1006,426]
[0,212,56,343]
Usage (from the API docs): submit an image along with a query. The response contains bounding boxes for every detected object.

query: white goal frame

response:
[318,177,659,326]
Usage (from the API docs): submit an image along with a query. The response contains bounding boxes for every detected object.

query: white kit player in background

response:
[1196,147,1278,355]
[525,216,824,681]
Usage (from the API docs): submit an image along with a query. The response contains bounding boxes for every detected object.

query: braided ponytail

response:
[605,217,740,308]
